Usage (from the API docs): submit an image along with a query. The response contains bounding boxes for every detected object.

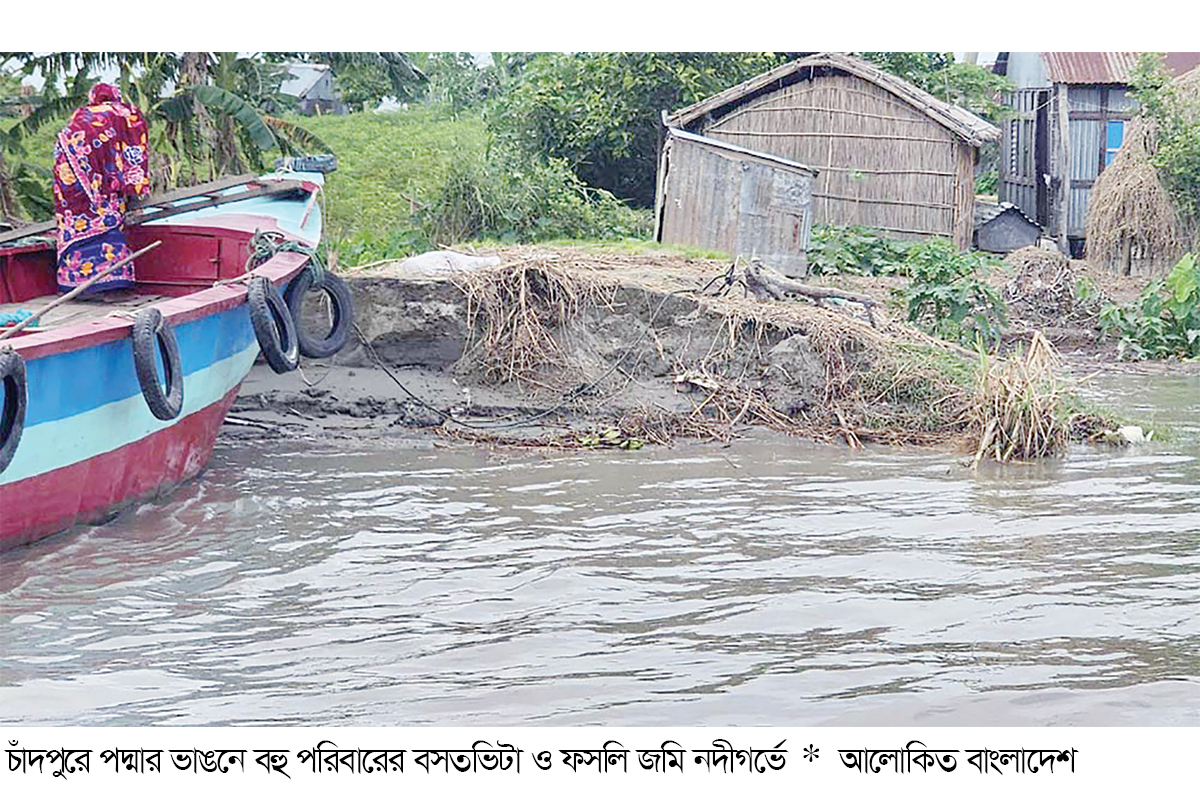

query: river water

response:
[1,372,1197,726]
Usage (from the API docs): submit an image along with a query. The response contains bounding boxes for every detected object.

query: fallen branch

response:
[743,261,878,327]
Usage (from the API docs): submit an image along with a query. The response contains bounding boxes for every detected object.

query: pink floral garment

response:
[53,83,151,293]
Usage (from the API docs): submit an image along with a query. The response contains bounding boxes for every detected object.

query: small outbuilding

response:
[660,52,1000,251]
[655,128,817,276]
[279,63,346,116]
[974,200,1042,253]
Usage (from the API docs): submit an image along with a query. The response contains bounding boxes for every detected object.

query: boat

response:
[0,167,351,550]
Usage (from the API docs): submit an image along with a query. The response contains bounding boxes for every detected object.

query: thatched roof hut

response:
[659,52,999,250]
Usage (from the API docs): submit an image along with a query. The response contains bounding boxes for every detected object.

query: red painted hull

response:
[0,385,241,550]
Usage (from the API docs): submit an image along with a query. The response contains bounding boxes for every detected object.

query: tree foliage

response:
[414,52,500,113]
[1132,53,1200,238]
[486,52,788,207]
[266,52,428,112]
[859,52,1012,121]
[0,51,332,216]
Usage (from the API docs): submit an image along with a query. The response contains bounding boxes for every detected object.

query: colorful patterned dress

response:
[53,83,151,294]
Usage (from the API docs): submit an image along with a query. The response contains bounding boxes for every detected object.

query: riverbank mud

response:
[228,245,1190,454]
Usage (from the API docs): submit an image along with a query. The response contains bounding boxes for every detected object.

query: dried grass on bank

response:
[969,332,1069,466]
[451,253,617,386]
[444,247,1105,456]
[1085,118,1184,275]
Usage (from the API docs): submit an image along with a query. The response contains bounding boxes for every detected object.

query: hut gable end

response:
[663,53,996,248]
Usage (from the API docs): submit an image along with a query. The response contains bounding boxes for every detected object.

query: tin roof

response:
[279,63,331,100]
[665,127,819,176]
[1041,52,1200,84]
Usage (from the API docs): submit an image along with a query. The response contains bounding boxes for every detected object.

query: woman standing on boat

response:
[53,83,151,297]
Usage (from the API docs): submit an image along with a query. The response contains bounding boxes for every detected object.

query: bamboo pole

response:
[0,240,162,341]
[714,130,957,144]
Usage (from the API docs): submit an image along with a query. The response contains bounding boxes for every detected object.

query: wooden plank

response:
[713,130,956,145]
[0,173,294,247]
[0,220,55,246]
[130,180,307,224]
[1056,83,1071,249]
[812,192,953,210]
[819,166,956,177]
[132,173,259,210]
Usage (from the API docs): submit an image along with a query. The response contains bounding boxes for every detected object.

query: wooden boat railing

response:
[0,173,310,248]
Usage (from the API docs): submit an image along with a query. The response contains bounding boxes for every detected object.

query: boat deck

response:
[0,291,170,335]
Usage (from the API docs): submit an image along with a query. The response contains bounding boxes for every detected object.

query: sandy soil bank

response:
[223,245,1196,451]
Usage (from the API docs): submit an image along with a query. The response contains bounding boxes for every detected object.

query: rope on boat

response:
[244,229,327,283]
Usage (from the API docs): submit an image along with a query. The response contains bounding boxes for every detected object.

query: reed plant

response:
[969,332,1070,466]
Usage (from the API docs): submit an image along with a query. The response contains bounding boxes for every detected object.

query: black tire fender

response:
[248,275,299,374]
[284,266,354,359]
[132,307,184,421]
[0,348,27,474]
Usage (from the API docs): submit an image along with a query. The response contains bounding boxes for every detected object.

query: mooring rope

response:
[244,229,327,282]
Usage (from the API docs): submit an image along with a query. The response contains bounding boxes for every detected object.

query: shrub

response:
[1098,252,1200,359]
[806,225,911,276]
[422,144,650,247]
[897,239,1006,346]
[295,108,649,265]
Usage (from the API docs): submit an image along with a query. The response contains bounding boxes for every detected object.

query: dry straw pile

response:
[452,253,617,386]
[969,332,1069,467]
[1085,118,1184,275]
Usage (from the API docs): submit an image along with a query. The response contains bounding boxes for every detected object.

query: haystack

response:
[1175,65,1200,117]
[1085,118,1184,276]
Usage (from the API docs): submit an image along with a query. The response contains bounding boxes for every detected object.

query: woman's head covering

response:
[87,83,123,105]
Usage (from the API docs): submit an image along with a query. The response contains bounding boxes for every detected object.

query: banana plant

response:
[0,51,333,213]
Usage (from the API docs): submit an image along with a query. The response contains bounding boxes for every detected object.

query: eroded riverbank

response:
[232,245,1195,453]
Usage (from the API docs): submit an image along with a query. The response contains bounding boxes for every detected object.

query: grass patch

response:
[293,107,490,253]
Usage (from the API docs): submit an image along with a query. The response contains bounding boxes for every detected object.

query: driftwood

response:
[743,261,879,327]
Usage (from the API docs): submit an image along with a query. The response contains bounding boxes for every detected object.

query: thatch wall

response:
[666,54,998,250]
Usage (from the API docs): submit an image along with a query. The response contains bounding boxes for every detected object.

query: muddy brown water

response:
[1,372,1197,726]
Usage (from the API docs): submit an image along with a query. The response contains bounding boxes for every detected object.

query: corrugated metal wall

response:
[657,132,815,275]
[998,89,1042,224]
[1001,83,1141,242]
[1065,86,1136,237]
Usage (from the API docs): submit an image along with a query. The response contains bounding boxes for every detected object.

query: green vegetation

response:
[297,108,650,264]
[858,53,1013,121]
[807,225,912,276]
[806,226,1006,348]
[896,239,1006,347]
[975,166,999,195]
[1099,253,1200,359]
[295,108,486,254]
[1132,54,1200,239]
[488,52,787,207]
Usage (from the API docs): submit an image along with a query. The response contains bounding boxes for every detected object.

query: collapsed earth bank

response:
[229,246,1136,458]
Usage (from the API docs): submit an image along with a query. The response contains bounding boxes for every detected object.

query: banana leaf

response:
[189,85,277,151]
